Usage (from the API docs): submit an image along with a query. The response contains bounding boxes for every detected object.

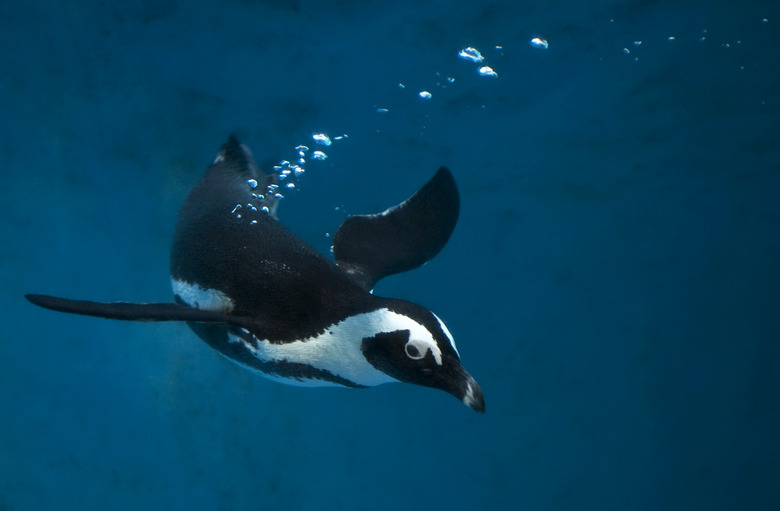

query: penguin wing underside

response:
[24,294,251,327]
[332,167,460,291]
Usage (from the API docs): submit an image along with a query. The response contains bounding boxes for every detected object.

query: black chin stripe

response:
[263,360,367,388]
[229,330,366,388]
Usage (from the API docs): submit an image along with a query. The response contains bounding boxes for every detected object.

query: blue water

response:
[2,1,779,509]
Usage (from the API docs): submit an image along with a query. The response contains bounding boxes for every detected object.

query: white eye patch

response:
[405,339,430,360]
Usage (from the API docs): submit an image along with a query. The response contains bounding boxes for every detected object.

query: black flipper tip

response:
[332,167,459,291]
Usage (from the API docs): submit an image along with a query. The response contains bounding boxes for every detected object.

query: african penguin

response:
[25,135,485,412]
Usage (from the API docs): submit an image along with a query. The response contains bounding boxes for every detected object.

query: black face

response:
[361,325,485,413]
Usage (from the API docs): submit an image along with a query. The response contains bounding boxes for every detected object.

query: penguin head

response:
[361,302,485,413]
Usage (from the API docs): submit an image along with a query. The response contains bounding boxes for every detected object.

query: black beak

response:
[442,361,485,413]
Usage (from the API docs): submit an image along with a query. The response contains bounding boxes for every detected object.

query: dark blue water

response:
[2,1,778,509]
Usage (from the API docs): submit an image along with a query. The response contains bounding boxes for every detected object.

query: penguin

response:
[25,135,485,412]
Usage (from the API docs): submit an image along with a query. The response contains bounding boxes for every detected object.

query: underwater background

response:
[1,0,778,509]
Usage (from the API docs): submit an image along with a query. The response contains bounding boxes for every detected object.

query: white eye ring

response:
[405,341,427,360]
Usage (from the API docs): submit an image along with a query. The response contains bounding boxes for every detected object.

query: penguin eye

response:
[404,341,427,360]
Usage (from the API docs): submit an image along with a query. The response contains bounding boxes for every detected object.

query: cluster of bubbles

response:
[237,36,558,219]
[399,39,549,103]
[272,131,348,195]
[231,132,348,221]
[458,46,499,78]
[617,17,767,64]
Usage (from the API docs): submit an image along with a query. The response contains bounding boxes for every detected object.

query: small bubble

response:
[478,66,498,78]
[398,83,405,88]
[250,220,258,225]
[261,206,270,213]
[295,145,309,152]
[274,193,284,199]
[312,151,327,160]
[231,204,242,214]
[634,41,642,46]
[247,204,258,212]
[419,91,432,100]
[312,133,332,146]
[285,183,295,189]
[376,108,389,113]
[668,36,676,41]
[623,48,631,54]
[458,47,484,62]
[247,179,258,189]
[530,37,549,49]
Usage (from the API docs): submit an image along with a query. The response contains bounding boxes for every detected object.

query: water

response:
[1,1,779,510]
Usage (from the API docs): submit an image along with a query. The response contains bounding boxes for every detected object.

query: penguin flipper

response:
[332,167,459,291]
[25,294,242,324]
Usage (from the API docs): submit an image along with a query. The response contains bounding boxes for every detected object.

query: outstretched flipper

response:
[24,294,250,326]
[332,167,459,291]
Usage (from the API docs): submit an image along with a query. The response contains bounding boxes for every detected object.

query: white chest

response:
[228,309,417,387]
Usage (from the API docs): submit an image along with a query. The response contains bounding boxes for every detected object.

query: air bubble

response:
[530,37,549,49]
[478,66,497,78]
[419,91,432,100]
[247,179,258,189]
[458,47,484,62]
[312,151,327,160]
[313,133,332,146]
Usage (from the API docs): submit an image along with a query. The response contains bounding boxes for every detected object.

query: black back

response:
[170,136,373,343]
